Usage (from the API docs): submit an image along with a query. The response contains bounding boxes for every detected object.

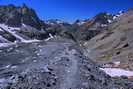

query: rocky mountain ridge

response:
[0,4,133,89]
[0,4,125,44]
[83,7,133,77]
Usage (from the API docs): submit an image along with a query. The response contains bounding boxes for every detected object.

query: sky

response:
[0,0,133,23]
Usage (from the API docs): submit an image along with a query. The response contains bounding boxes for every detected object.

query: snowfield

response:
[0,24,43,47]
[100,68,133,77]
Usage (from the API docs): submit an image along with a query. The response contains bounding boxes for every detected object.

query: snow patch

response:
[101,24,107,27]
[0,28,4,32]
[0,24,25,41]
[22,39,40,43]
[56,20,64,24]
[113,11,123,20]
[100,68,133,77]
[0,78,6,84]
[77,21,85,25]
[114,61,120,66]
[108,19,112,23]
[40,65,50,73]
[45,34,54,41]
[22,23,27,27]
[113,16,117,20]
[0,43,14,47]
[119,10,123,14]
[0,24,40,43]
[5,65,11,68]
[11,66,17,69]
[49,33,54,38]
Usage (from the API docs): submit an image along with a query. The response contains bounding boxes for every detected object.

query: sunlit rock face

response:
[0,4,50,42]
[0,4,44,30]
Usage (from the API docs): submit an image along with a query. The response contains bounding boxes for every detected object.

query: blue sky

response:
[0,0,133,22]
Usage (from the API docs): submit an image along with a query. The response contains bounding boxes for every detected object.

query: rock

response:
[0,4,44,30]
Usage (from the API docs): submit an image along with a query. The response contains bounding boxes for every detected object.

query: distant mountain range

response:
[0,4,125,44]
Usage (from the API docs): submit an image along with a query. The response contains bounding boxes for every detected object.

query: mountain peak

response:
[21,3,28,8]
[0,4,43,30]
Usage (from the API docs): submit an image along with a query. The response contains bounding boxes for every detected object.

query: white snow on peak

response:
[77,21,85,26]
[56,20,64,24]
[113,11,124,20]
[113,16,117,20]
[100,68,133,77]
[45,19,64,25]
[108,19,112,23]
[119,10,123,14]
[113,15,121,20]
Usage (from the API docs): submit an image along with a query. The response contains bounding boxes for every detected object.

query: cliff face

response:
[0,4,44,30]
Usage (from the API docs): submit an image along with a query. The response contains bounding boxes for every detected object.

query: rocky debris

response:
[0,41,132,89]
[7,69,59,89]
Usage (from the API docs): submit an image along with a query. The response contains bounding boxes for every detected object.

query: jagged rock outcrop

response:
[0,4,44,30]
[0,4,51,42]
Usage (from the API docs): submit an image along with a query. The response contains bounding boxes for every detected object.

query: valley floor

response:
[0,41,133,89]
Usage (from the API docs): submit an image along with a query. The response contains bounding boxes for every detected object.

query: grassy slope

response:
[84,10,133,71]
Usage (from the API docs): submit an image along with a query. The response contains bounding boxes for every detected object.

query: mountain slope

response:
[83,8,133,73]
[0,4,54,43]
[0,41,132,89]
